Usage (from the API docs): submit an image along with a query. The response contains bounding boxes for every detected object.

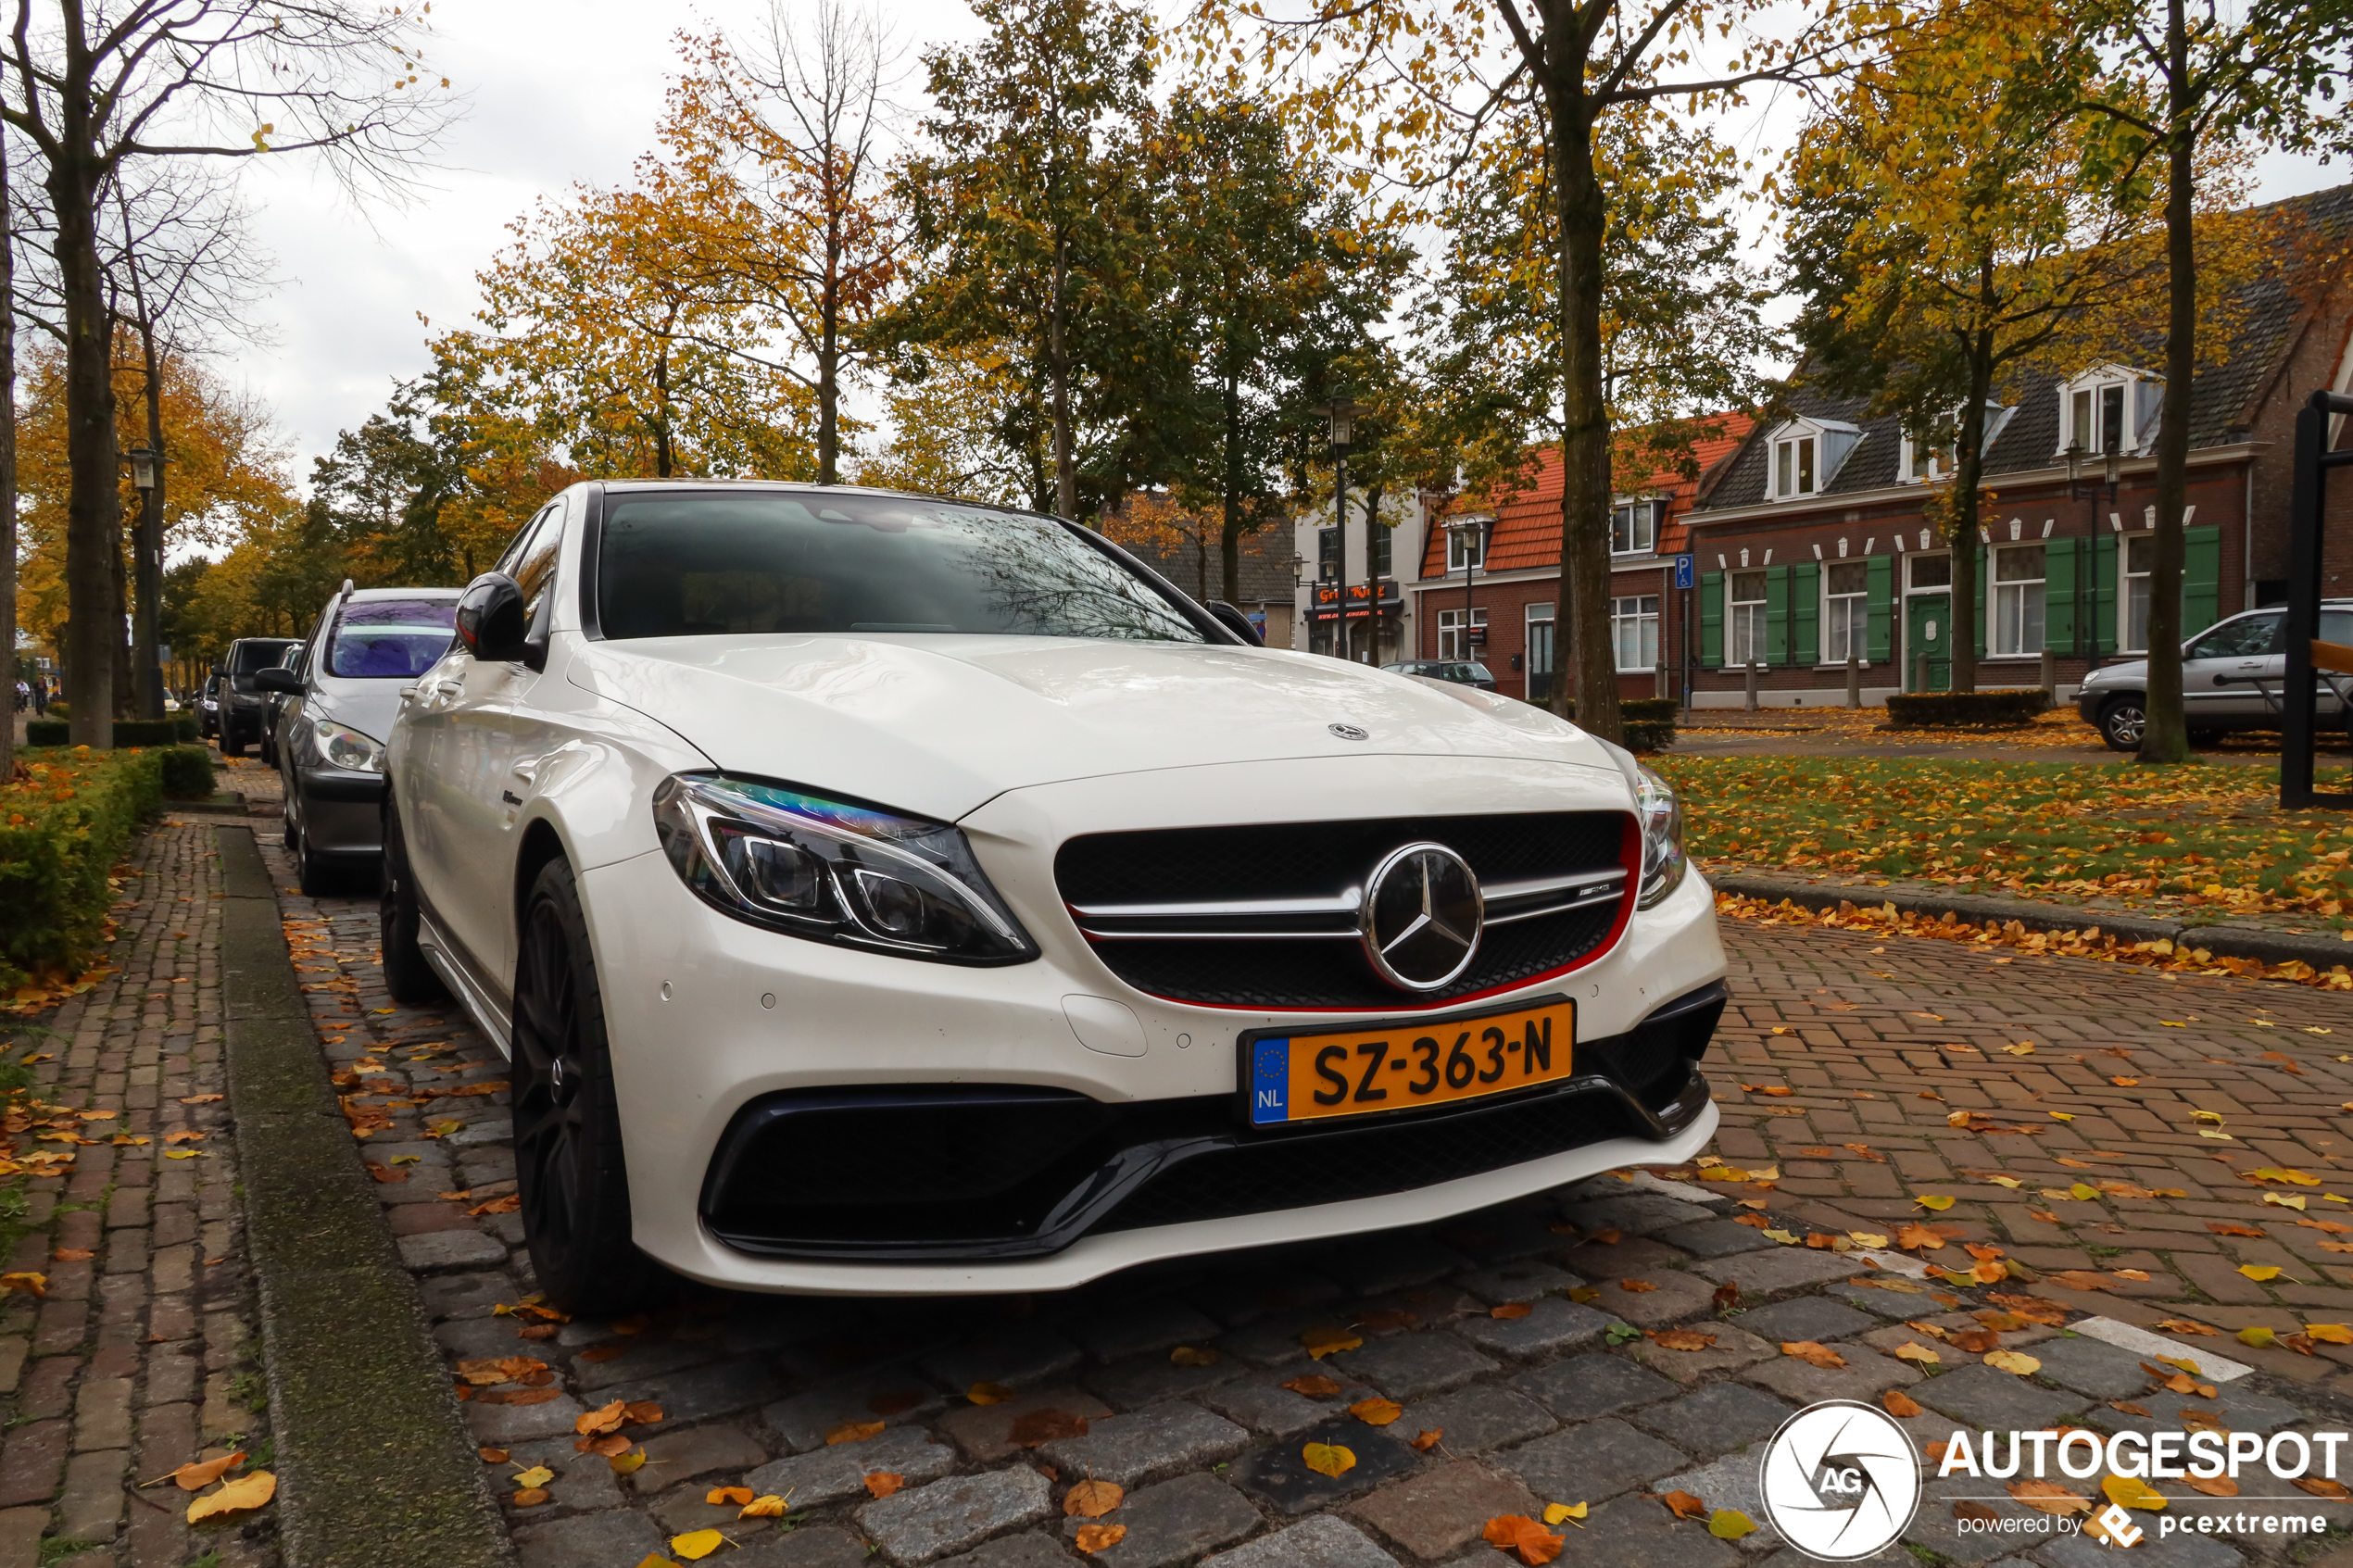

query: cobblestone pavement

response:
[0,822,274,1568]
[240,827,2353,1568]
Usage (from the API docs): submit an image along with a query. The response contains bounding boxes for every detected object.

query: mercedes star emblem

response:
[1359,841,1483,991]
[1328,723,1369,741]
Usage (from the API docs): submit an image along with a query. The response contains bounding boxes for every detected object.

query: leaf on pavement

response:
[1647,1329,1717,1351]
[863,1472,905,1499]
[2306,1323,2353,1343]
[168,1452,246,1491]
[1010,1410,1090,1447]
[1483,1514,1566,1564]
[2009,1480,2092,1515]
[1302,1442,1355,1477]
[2103,1474,2167,1512]
[671,1529,726,1561]
[1619,1279,1658,1293]
[2297,1478,2353,1500]
[1710,1511,1759,1539]
[1984,1351,2042,1375]
[1544,1501,1588,1526]
[608,1449,647,1474]
[1281,1374,1342,1398]
[1913,1195,1956,1210]
[2237,1326,2277,1348]
[513,1467,554,1490]
[706,1487,751,1506]
[2185,1474,2239,1497]
[739,1493,787,1517]
[1882,1390,1923,1418]
[1064,1479,1124,1517]
[966,1382,1013,1405]
[1350,1398,1403,1426]
[1075,1524,1127,1554]
[576,1399,627,1436]
[1894,1223,1944,1250]
[186,1470,276,1523]
[1300,1325,1363,1360]
[824,1420,885,1446]
[1491,1302,1532,1319]
[1412,1429,1443,1451]
[1659,1490,1709,1520]
[2238,1265,2284,1282]
[1893,1342,1943,1365]
[1782,1341,1844,1369]
[1169,1346,1219,1366]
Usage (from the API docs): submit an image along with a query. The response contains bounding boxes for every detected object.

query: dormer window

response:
[1445,519,1488,571]
[1766,418,1860,500]
[1610,499,1659,556]
[2060,367,2161,456]
[1898,404,2012,483]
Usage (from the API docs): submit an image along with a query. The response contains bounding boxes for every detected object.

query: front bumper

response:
[584,782,1727,1295]
[296,766,387,857]
[2075,689,2110,723]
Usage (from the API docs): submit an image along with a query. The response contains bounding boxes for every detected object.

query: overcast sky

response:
[223,0,2347,484]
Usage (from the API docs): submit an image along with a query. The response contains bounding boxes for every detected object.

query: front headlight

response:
[653,774,1038,964]
[1634,764,1686,909]
[309,718,385,773]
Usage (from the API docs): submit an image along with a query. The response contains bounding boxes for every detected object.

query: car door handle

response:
[431,679,464,698]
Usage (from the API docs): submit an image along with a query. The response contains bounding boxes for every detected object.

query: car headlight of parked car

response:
[309,718,385,773]
[653,773,1038,963]
[1634,764,1686,909]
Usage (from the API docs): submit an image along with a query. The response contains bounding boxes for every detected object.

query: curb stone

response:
[1708,871,2353,971]
[218,823,515,1568]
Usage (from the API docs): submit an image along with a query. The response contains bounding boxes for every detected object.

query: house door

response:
[1906,593,1951,692]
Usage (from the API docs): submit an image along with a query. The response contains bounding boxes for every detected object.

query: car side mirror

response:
[1207,601,1264,646]
[253,666,302,694]
[456,572,530,662]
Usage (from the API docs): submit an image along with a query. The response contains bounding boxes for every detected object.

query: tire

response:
[288,808,336,897]
[511,858,663,1316]
[379,793,449,1005]
[2097,697,2147,753]
[220,723,246,759]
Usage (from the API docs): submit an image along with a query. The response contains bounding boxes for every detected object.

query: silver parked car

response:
[259,585,461,893]
[2075,602,2352,750]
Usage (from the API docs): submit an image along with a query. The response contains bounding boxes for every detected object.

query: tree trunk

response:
[1050,232,1076,520]
[53,135,118,747]
[1947,329,1995,695]
[0,119,13,780]
[818,205,841,484]
[1550,87,1621,744]
[2137,0,2194,764]
[653,343,675,478]
[1219,365,1242,603]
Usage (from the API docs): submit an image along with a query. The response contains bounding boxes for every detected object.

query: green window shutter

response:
[2183,523,2221,635]
[1793,561,1820,667]
[2094,533,2118,653]
[1700,571,1723,667]
[1866,556,1893,663]
[2045,536,2079,653]
[1767,565,1793,666]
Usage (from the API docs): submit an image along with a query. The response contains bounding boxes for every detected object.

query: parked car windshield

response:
[598,492,1206,644]
[229,640,296,676]
[326,599,459,678]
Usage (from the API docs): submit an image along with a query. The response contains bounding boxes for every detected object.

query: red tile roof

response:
[1418,415,1756,580]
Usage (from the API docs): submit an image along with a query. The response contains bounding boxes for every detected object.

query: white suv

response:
[383,482,1727,1311]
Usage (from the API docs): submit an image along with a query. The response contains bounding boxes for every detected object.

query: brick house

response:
[1680,181,2353,709]
[1408,419,1756,702]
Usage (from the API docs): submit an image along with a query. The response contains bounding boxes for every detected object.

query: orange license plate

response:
[1244,998,1576,1126]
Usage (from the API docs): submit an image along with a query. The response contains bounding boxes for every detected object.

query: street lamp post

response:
[126,445,163,719]
[1290,554,1307,651]
[1311,397,1364,662]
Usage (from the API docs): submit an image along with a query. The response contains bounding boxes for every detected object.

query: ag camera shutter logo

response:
[1758,1399,1923,1561]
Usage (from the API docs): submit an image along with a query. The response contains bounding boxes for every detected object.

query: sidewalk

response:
[0,822,273,1568]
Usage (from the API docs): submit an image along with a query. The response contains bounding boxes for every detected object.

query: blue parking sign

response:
[1673,553,1694,589]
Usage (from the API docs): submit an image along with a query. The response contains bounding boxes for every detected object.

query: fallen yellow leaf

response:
[1914,1195,1955,1210]
[1544,1501,1588,1526]
[2238,1265,2284,1282]
[1984,1350,2042,1375]
[1065,1478,1124,1517]
[186,1470,276,1523]
[1710,1510,1759,1539]
[2103,1474,2168,1512]
[672,1529,726,1561]
[1302,1442,1356,1477]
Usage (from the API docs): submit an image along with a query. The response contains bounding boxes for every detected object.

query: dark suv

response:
[216,637,300,757]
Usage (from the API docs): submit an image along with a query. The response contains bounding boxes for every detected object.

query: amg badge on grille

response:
[1359,842,1484,991]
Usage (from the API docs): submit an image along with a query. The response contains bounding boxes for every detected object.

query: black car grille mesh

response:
[1095,1085,1650,1233]
[1056,812,1630,1009]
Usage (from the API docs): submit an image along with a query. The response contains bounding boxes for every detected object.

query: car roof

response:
[589,479,1070,526]
[340,587,462,602]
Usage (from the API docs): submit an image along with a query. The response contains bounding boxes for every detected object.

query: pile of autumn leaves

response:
[1718,892,2353,992]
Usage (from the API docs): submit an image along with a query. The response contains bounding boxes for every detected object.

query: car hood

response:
[2082,659,2147,686]
[565,633,1624,822]
[308,676,412,748]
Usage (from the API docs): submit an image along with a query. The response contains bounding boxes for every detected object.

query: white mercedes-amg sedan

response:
[382,482,1726,1312]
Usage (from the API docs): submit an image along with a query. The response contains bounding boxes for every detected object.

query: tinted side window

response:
[2187,614,2283,660]
[510,508,565,624]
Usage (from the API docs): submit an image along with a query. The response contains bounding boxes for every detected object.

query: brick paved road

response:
[44,792,2353,1568]
[0,822,273,1568]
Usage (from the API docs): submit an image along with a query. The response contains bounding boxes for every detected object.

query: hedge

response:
[26,717,201,748]
[1556,695,1679,753]
[158,746,214,800]
[23,720,64,747]
[1885,689,2052,728]
[0,747,164,998]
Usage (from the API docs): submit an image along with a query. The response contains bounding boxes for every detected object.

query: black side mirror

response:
[1207,601,1264,646]
[455,572,530,662]
[253,666,302,694]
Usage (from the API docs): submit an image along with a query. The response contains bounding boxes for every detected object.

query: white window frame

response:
[1437,606,1487,659]
[1729,570,1768,666]
[1611,595,1660,672]
[1898,404,2012,484]
[1822,559,1869,664]
[2122,532,2155,654]
[1445,521,1488,572]
[1765,417,1862,500]
[2058,365,2160,457]
[1990,542,2046,658]
[1610,499,1658,557]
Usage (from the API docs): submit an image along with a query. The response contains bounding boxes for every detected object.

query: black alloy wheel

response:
[510,858,662,1315]
[379,794,448,1005]
[2098,697,2147,753]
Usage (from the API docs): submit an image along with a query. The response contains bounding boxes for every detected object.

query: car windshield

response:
[326,599,458,678]
[230,642,294,675]
[598,493,1206,644]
